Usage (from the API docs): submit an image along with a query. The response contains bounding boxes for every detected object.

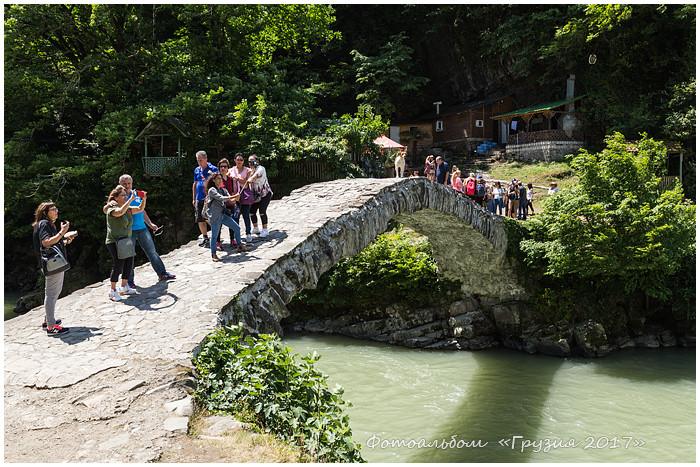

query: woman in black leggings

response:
[247,154,273,238]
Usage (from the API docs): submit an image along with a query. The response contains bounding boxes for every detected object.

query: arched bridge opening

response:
[223,178,524,336]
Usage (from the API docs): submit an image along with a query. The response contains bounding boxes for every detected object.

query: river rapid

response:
[283,333,695,463]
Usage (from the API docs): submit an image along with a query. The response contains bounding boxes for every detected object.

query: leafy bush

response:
[288,229,461,318]
[520,133,695,301]
[193,326,364,463]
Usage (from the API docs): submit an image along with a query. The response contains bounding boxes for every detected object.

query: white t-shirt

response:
[250,165,272,198]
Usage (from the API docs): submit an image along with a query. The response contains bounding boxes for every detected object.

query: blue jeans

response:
[486,199,493,213]
[238,202,252,235]
[129,228,165,283]
[518,203,528,220]
[210,215,242,255]
[492,198,503,215]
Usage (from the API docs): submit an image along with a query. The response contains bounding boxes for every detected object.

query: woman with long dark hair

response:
[32,201,76,334]
[247,154,273,238]
[205,173,250,261]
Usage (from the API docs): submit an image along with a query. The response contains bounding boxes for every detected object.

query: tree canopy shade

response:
[520,133,695,302]
[4,4,696,292]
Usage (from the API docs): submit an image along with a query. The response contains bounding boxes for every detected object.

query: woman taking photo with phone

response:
[105,185,146,301]
[32,201,76,335]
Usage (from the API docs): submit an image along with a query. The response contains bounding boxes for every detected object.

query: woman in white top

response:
[247,154,274,238]
[492,181,504,215]
[527,183,535,215]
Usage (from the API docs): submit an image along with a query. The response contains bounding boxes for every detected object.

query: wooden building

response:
[390,95,514,157]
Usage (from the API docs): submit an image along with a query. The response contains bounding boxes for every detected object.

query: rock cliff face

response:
[287,295,696,358]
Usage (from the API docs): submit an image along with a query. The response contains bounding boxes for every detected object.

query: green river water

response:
[283,334,695,463]
[5,293,694,462]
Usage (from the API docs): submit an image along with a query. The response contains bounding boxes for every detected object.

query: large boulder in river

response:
[573,320,609,357]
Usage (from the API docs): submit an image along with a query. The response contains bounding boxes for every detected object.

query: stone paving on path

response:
[4,178,404,462]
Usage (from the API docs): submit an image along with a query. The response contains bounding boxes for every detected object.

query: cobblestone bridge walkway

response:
[4,178,511,462]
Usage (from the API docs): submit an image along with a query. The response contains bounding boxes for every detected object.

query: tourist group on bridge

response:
[32,148,559,335]
[31,149,274,334]
[414,153,558,219]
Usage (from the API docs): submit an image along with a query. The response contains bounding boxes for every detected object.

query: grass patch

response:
[486,160,578,211]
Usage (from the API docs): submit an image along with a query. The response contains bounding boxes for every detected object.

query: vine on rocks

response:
[193,326,364,463]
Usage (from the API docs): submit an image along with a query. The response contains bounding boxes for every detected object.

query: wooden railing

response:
[507,129,585,145]
[142,156,184,176]
[659,175,680,191]
[287,160,335,181]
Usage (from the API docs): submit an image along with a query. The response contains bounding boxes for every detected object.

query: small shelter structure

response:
[492,74,586,161]
[133,116,190,176]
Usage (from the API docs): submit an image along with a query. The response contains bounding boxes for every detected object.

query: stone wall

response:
[506,141,584,161]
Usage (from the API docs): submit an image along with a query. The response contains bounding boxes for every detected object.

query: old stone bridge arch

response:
[228,177,525,335]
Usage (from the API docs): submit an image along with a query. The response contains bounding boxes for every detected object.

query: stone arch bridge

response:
[4,177,524,462]
[230,177,524,335]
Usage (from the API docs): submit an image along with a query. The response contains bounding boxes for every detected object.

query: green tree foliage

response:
[351,32,429,116]
[193,326,364,462]
[3,4,353,279]
[289,230,461,318]
[520,133,695,302]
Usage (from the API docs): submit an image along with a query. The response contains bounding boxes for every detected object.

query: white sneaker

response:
[260,228,269,238]
[109,290,124,301]
[251,227,260,234]
[118,285,137,296]
[246,234,252,243]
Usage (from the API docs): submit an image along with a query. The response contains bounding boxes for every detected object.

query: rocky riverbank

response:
[285,296,696,358]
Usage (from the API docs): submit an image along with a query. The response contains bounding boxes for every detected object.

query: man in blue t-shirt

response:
[103,174,176,290]
[435,156,450,186]
[192,150,218,247]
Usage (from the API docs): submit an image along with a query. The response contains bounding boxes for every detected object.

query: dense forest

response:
[4,4,696,292]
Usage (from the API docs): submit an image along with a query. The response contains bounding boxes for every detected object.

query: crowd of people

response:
[31,150,274,334]
[415,154,561,220]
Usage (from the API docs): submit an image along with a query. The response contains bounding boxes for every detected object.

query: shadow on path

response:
[50,326,104,345]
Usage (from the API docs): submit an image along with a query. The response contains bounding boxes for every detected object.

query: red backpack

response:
[465,177,476,195]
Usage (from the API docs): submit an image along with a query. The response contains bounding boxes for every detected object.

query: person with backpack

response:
[507,179,519,218]
[518,181,528,220]
[475,175,486,207]
[464,173,477,201]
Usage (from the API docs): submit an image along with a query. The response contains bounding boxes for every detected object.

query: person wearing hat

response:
[475,174,486,207]
[548,182,559,195]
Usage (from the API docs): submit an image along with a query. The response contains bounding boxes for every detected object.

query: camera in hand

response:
[136,190,146,198]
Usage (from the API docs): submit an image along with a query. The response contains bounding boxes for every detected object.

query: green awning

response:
[492,94,587,120]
